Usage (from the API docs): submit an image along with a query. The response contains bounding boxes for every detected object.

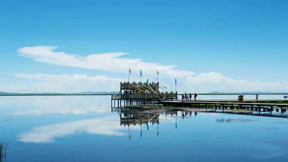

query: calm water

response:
[0,96,288,162]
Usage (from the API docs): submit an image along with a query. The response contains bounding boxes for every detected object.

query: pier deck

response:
[160,100,288,115]
[111,81,288,116]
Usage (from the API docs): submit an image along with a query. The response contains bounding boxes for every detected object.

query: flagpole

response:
[128,69,131,83]
[175,84,176,92]
[157,70,159,83]
[157,74,159,83]
[140,70,142,83]
[175,78,177,92]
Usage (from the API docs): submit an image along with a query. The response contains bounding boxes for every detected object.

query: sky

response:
[1,0,288,93]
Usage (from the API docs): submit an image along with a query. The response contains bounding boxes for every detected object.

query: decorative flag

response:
[140,70,142,77]
[175,78,177,85]
[156,70,159,83]
[129,69,131,74]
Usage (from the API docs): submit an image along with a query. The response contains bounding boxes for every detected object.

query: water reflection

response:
[18,107,200,143]
[116,109,163,139]
[217,118,259,123]
[113,108,198,139]
[1,96,288,162]
[0,96,111,116]
[18,116,138,143]
[114,108,197,126]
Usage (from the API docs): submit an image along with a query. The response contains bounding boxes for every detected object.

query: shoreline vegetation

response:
[0,143,8,162]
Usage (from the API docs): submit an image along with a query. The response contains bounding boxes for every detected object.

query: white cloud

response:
[185,72,288,92]
[18,116,138,143]
[18,46,194,78]
[1,72,288,93]
[0,73,124,93]
[0,46,286,93]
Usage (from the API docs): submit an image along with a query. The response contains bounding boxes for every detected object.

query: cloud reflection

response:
[6,96,111,115]
[18,116,138,143]
[14,105,109,115]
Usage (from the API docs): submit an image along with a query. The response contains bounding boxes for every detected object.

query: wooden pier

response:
[111,81,177,107]
[161,100,288,115]
[111,82,288,117]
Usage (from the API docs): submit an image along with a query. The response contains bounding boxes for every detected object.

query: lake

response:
[0,96,287,162]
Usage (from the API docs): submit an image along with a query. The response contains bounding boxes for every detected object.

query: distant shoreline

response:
[1,92,288,97]
[0,93,115,96]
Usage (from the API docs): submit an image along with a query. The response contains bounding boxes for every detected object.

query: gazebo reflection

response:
[112,108,197,139]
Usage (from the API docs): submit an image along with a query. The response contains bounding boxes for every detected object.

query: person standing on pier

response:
[185,92,187,101]
[189,93,192,100]
[194,93,197,101]
[256,94,259,100]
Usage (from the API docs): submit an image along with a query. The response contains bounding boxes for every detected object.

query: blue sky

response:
[1,0,288,93]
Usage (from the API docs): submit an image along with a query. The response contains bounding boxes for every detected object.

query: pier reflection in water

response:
[112,107,199,139]
[1,96,288,162]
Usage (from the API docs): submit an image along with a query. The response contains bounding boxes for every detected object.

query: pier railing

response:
[111,93,177,101]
